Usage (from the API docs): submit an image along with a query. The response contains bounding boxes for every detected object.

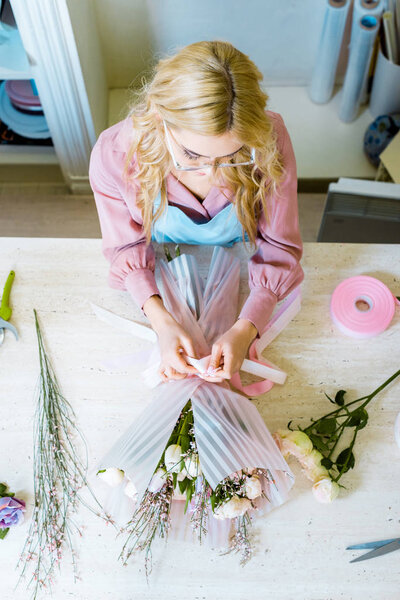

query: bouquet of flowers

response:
[92,247,302,575]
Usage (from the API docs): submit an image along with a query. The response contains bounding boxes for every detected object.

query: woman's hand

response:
[143,294,199,382]
[201,319,258,382]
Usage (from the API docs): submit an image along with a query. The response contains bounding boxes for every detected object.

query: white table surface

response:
[1,238,399,600]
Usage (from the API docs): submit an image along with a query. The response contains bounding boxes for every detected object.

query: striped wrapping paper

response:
[93,247,296,545]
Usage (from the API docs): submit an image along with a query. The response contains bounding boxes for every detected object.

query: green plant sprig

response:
[289,369,400,485]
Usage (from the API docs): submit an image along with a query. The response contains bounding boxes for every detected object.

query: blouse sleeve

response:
[238,113,304,335]
[88,133,160,310]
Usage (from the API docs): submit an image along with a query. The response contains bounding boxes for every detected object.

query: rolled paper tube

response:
[351,0,383,103]
[309,0,351,104]
[330,275,400,338]
[338,15,379,121]
[351,0,383,42]
[369,43,400,115]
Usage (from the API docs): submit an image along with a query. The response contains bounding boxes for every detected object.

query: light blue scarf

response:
[151,190,247,246]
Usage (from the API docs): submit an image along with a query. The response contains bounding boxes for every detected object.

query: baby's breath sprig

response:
[15,310,112,600]
[219,513,253,566]
[118,478,174,581]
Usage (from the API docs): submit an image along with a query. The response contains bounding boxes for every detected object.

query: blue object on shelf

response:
[364,114,400,166]
[30,79,39,96]
[0,81,50,138]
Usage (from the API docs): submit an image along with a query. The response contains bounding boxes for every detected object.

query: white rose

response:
[212,503,227,520]
[304,463,330,483]
[177,470,187,482]
[213,495,252,520]
[124,479,138,499]
[276,429,313,460]
[312,477,340,503]
[96,467,125,487]
[299,450,329,482]
[164,444,183,473]
[300,449,324,469]
[147,468,167,493]
[245,475,262,500]
[184,454,201,479]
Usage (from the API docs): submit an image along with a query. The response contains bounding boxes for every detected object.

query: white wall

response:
[67,0,109,137]
[92,0,352,90]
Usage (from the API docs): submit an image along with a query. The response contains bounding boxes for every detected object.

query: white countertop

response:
[1,238,399,600]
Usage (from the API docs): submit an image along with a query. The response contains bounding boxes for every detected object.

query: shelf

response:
[108,86,378,180]
[0,23,31,80]
[0,145,57,165]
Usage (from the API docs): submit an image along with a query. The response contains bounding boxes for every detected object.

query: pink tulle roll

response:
[330,276,399,338]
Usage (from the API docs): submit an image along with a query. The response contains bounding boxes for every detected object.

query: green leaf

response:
[0,528,9,540]
[334,390,347,406]
[172,472,178,488]
[210,492,216,511]
[178,478,188,493]
[181,435,190,454]
[324,392,336,405]
[346,407,368,429]
[175,245,181,257]
[187,483,193,503]
[164,245,172,262]
[321,457,333,470]
[335,447,355,473]
[0,483,7,495]
[309,434,329,453]
[316,418,336,435]
[184,490,190,514]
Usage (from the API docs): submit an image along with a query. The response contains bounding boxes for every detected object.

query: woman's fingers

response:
[173,352,199,375]
[214,347,235,379]
[159,365,188,381]
[210,342,223,370]
[180,336,198,360]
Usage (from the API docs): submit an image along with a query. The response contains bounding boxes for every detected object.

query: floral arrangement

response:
[273,369,400,502]
[0,482,26,539]
[93,247,296,578]
[98,399,276,577]
[16,310,109,600]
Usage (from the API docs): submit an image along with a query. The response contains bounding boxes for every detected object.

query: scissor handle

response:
[0,270,15,321]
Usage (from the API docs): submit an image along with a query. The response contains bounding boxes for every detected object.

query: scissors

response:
[0,270,18,345]
[346,536,400,562]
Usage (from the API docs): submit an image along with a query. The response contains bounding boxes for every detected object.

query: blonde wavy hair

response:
[123,40,286,246]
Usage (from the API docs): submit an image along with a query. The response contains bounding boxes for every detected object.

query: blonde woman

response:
[89,40,304,384]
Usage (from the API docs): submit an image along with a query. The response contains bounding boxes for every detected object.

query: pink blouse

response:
[88,110,304,335]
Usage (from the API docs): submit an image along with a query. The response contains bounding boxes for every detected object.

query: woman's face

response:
[166,124,245,177]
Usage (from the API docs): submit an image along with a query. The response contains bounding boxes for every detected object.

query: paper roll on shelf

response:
[351,0,384,40]
[338,15,379,122]
[309,0,350,104]
[369,45,400,115]
[351,0,383,103]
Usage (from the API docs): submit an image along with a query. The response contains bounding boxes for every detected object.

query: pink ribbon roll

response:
[330,275,400,338]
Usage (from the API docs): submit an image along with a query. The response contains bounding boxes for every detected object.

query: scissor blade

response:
[0,319,18,341]
[346,537,400,550]
[349,539,400,562]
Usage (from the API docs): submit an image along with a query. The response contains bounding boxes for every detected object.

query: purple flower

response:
[0,497,26,529]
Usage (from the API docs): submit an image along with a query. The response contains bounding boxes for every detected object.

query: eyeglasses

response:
[162,120,256,171]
